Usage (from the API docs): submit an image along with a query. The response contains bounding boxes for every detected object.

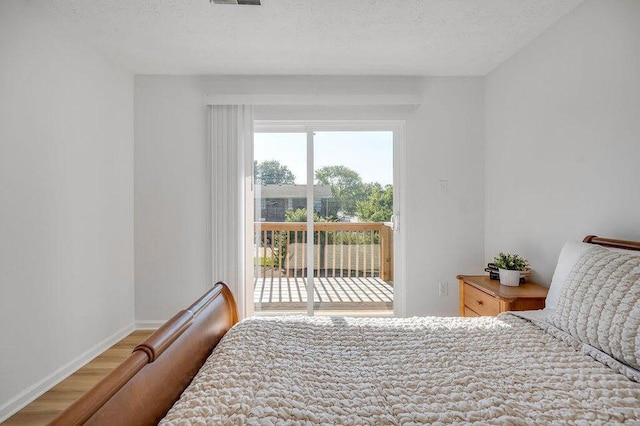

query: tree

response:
[356,184,393,222]
[315,165,365,216]
[285,208,333,223]
[254,160,295,185]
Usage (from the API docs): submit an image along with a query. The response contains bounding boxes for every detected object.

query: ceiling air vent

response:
[211,0,261,5]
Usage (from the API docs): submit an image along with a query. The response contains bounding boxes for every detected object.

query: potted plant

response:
[493,252,528,286]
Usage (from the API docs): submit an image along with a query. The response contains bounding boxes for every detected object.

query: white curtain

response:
[209,105,253,318]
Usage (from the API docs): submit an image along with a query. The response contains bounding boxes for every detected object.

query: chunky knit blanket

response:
[160,314,640,425]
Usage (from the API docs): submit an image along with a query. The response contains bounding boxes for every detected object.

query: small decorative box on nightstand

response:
[457,275,549,317]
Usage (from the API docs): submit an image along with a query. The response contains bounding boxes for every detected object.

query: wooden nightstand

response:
[457,275,549,317]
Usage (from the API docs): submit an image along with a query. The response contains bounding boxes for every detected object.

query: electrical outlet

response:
[438,282,448,296]
[438,180,449,194]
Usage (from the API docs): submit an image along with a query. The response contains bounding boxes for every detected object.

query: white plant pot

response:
[499,269,521,286]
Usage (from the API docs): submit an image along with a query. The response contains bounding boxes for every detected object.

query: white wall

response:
[134,75,485,321]
[405,79,485,316]
[134,77,211,325]
[485,0,640,285]
[0,2,134,419]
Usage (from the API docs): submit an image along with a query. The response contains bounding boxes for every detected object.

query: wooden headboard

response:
[50,282,238,426]
[583,235,640,251]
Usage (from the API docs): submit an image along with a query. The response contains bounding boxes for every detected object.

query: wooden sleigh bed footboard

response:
[50,282,239,426]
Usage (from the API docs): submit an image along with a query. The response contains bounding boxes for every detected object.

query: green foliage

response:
[493,252,528,271]
[267,231,289,268]
[283,208,374,244]
[255,256,277,267]
[284,208,332,223]
[315,165,365,216]
[356,184,393,222]
[330,231,378,245]
[254,160,295,185]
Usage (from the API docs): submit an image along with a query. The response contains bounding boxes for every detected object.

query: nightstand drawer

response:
[463,283,500,316]
[457,275,549,317]
[463,306,480,317]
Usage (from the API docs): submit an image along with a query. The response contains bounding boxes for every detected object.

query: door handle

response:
[390,212,400,232]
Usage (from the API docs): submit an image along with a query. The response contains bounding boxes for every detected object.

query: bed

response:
[51,235,640,425]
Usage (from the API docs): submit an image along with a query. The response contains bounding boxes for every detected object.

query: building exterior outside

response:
[255,184,333,222]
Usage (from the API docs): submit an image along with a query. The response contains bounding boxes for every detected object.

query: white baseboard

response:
[0,322,135,423]
[135,320,164,330]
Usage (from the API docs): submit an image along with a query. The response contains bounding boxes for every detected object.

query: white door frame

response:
[248,120,407,317]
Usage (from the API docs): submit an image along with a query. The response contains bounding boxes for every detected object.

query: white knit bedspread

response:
[160,315,640,425]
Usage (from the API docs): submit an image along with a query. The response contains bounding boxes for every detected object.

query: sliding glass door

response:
[253,132,308,315]
[312,131,394,315]
[252,124,397,316]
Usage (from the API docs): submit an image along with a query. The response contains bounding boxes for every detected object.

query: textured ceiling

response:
[34,0,584,75]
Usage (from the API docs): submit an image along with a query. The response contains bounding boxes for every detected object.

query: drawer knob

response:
[477,300,484,305]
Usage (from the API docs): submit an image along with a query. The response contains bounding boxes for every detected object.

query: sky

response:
[254,131,393,186]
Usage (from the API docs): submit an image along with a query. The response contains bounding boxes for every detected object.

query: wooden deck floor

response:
[254,276,393,312]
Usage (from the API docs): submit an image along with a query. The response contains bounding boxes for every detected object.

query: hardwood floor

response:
[2,330,154,426]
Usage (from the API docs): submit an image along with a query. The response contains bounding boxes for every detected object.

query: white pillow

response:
[546,240,640,310]
[546,241,593,310]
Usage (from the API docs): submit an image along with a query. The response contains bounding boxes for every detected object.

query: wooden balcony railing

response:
[255,222,393,281]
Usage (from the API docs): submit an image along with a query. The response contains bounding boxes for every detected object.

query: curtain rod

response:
[206,94,421,106]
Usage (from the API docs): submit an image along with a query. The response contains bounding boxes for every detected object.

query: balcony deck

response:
[254,276,393,313]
